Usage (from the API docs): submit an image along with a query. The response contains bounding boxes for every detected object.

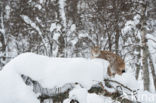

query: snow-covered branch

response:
[20,15,47,49]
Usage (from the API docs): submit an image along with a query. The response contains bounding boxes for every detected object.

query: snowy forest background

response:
[0,0,156,103]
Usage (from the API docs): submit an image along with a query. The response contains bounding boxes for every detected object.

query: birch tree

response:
[0,1,9,68]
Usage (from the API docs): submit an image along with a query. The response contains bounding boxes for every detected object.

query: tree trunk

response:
[115,29,119,54]
[135,64,141,80]
[140,2,150,91]
[57,34,65,57]
[141,29,150,91]
[149,54,156,91]
[0,12,6,68]
[135,46,141,80]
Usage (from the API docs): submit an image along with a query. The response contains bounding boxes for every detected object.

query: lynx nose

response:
[122,70,125,73]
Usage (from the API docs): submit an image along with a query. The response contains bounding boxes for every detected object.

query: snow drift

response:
[0,53,109,103]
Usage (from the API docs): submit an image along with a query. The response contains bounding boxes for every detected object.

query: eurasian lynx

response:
[91,46,125,76]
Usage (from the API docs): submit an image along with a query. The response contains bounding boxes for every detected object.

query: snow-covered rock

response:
[0,53,109,103]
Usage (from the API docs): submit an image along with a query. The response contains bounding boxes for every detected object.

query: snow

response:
[50,23,57,32]
[70,24,76,32]
[113,72,139,90]
[64,85,116,103]
[36,17,41,23]
[0,65,39,103]
[35,4,42,10]
[122,14,141,35]
[70,38,78,46]
[87,93,115,103]
[4,53,109,89]
[40,0,44,4]
[5,5,10,19]
[20,15,46,46]
[59,0,66,28]
[50,23,62,41]
[79,33,88,38]
[0,53,110,103]
[21,15,41,35]
[69,85,87,103]
[53,32,60,41]
[133,14,141,25]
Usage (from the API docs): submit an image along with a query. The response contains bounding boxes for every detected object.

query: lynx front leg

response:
[91,55,95,59]
[107,65,115,77]
[107,65,112,76]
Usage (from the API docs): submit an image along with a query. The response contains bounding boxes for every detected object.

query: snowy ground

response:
[0,53,156,103]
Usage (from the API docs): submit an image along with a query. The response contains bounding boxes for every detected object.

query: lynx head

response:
[91,46,101,58]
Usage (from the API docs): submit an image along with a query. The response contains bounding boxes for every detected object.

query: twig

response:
[104,79,134,92]
[92,80,140,103]
[104,79,139,102]
[147,38,156,43]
